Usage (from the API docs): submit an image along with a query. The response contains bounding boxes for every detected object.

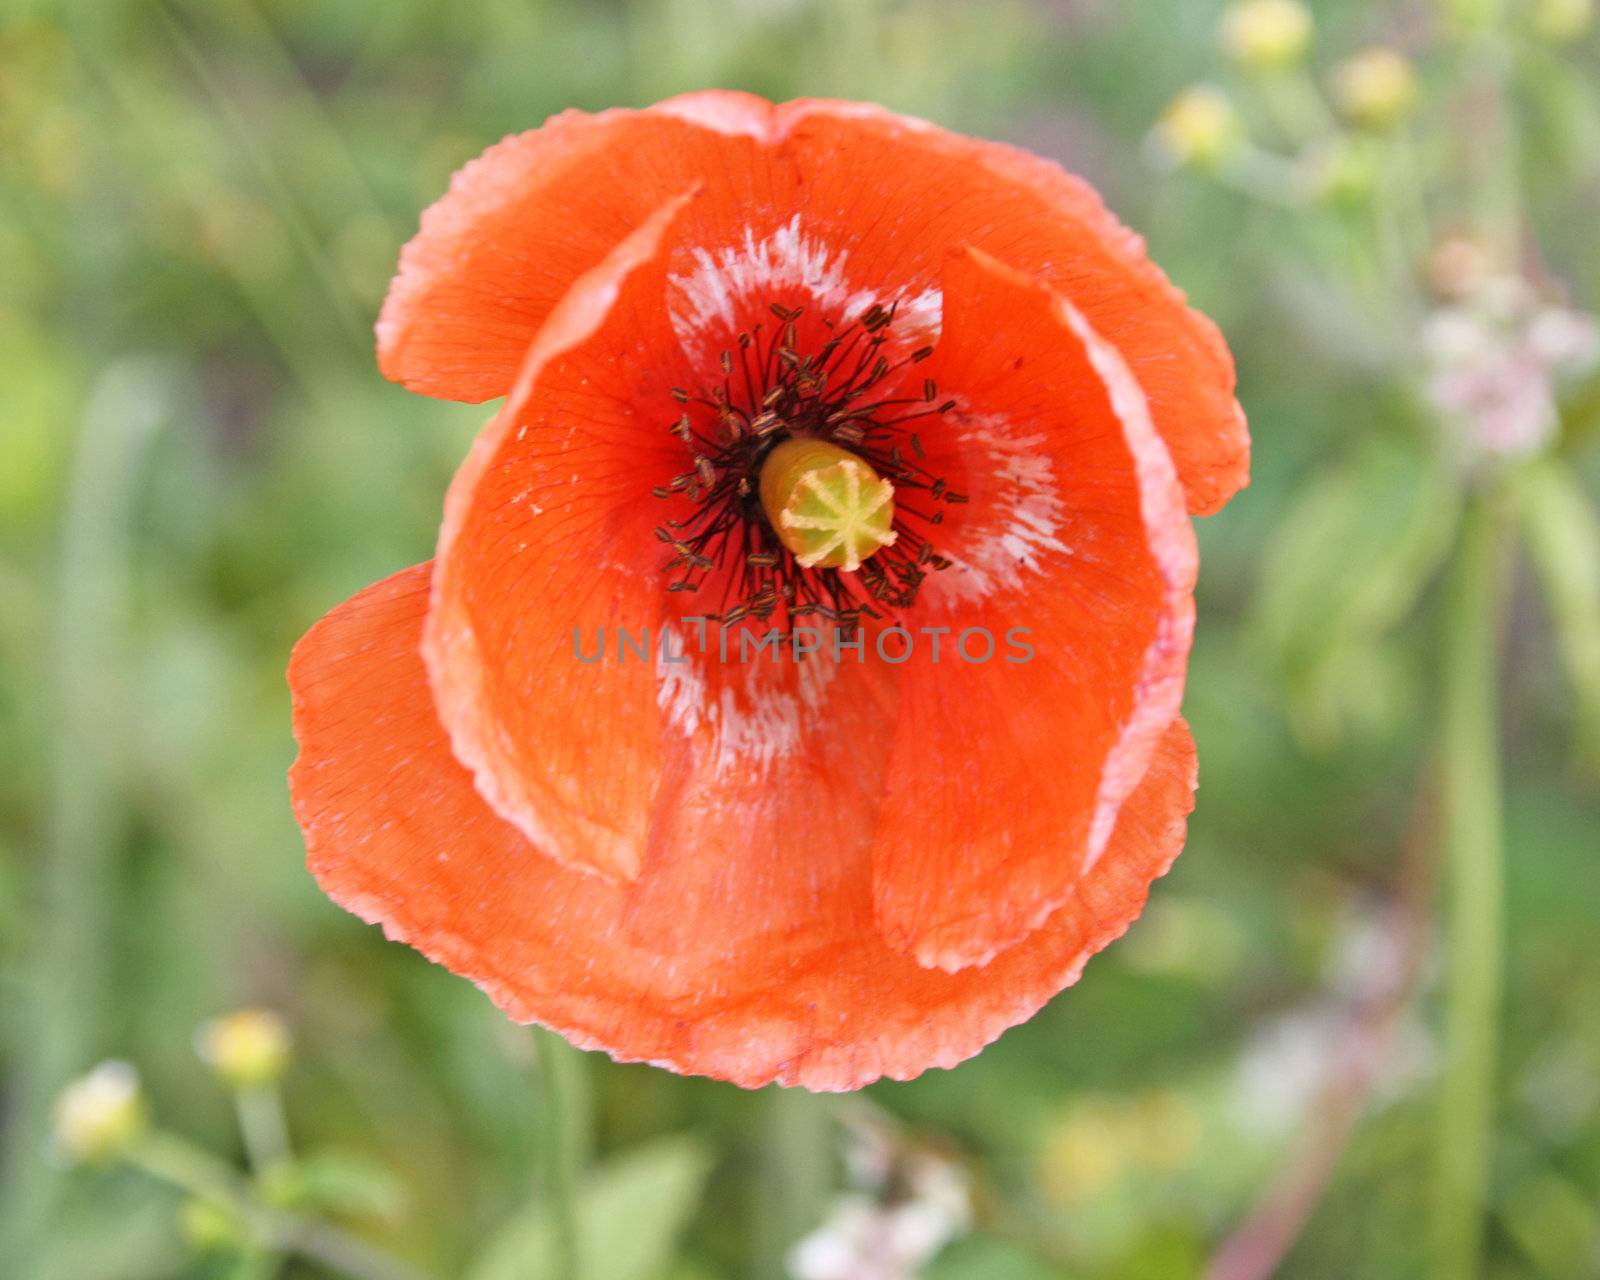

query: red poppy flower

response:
[288,91,1247,1090]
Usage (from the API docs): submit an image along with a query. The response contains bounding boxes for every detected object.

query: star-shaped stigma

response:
[764,439,899,572]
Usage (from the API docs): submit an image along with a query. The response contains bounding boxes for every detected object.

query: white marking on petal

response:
[1058,300,1194,877]
[656,621,837,774]
[925,418,1069,607]
[655,622,708,739]
[667,213,940,356]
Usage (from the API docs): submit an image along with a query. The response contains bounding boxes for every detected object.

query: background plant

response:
[2,1,1599,1277]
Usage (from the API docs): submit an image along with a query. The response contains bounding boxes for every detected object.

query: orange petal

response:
[622,639,902,1019]
[423,192,697,880]
[869,246,1197,972]
[288,561,1198,1090]
[772,99,1249,517]
[379,92,1246,517]
[376,93,791,402]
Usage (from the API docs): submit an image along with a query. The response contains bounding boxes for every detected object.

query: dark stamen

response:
[652,297,964,630]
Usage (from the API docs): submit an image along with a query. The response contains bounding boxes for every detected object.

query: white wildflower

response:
[1424,276,1600,462]
[788,1116,971,1280]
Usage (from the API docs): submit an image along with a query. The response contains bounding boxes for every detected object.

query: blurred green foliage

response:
[3,0,1600,1276]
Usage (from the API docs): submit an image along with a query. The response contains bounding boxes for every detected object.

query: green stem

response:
[131,1132,252,1201]
[1259,69,1340,145]
[1219,144,1310,207]
[277,1219,436,1280]
[129,1134,434,1280]
[533,1028,589,1280]
[1371,140,1427,352]
[1450,11,1521,272]
[0,362,170,1265]
[1432,494,1510,1280]
[1480,51,1521,272]
[1389,127,1434,265]
[236,1083,293,1174]
[754,1088,835,1280]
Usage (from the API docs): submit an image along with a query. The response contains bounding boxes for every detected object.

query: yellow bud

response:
[179,1197,245,1252]
[1220,0,1314,70]
[1332,48,1418,129]
[196,1008,291,1087]
[1533,0,1593,41]
[53,1061,147,1163]
[1035,1097,1133,1206]
[1134,1091,1203,1173]
[1151,86,1243,170]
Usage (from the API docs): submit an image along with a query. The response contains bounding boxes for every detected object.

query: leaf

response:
[1513,458,1600,775]
[1255,435,1461,746]
[467,1137,714,1280]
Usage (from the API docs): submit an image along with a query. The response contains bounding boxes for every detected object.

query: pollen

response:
[759,438,898,572]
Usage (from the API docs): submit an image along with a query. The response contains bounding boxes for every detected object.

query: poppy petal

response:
[378,94,1245,515]
[423,192,696,881]
[288,560,1197,1090]
[870,246,1197,972]
[651,88,778,138]
[770,98,1248,517]
[376,94,791,403]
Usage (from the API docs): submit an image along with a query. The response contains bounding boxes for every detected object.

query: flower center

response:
[758,438,897,572]
[653,300,962,635]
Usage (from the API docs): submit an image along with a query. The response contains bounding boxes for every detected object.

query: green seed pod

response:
[758,437,897,572]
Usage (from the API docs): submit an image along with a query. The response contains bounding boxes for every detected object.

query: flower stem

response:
[534,1028,589,1279]
[277,1219,436,1280]
[130,1132,252,1203]
[1260,69,1340,144]
[754,1087,836,1280]
[129,1133,435,1280]
[236,1083,294,1174]
[1431,493,1510,1279]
